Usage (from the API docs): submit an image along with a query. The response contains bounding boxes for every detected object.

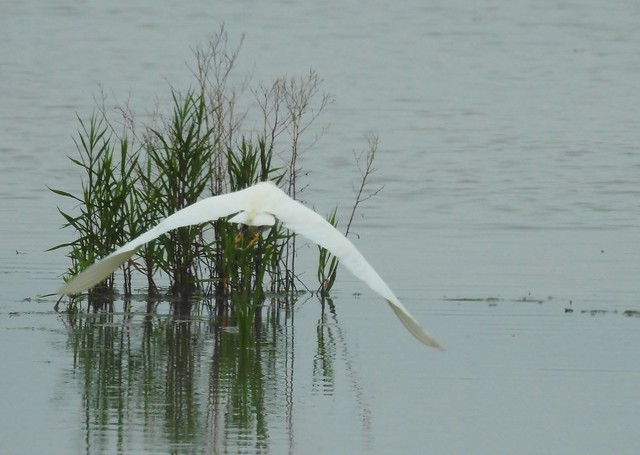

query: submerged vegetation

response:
[51,27,381,325]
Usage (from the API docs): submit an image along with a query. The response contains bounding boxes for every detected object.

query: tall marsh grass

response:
[52,27,380,323]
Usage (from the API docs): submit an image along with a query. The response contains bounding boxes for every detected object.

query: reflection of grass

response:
[312,297,372,435]
[60,293,376,451]
[313,299,337,395]
[63,297,297,452]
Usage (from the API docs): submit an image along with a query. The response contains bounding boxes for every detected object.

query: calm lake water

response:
[1,0,639,453]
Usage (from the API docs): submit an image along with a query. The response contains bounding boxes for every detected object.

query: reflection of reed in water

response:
[314,298,373,448]
[63,296,297,453]
[205,297,296,452]
[62,293,373,452]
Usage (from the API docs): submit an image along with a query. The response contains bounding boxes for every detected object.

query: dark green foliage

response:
[143,90,216,295]
[52,85,300,304]
[49,115,139,299]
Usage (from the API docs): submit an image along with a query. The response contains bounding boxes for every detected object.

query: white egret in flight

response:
[58,181,442,349]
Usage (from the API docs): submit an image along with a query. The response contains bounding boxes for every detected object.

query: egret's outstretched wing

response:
[265,187,443,349]
[57,189,252,295]
[56,181,442,349]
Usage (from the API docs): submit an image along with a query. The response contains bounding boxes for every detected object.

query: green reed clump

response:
[49,114,140,298]
[142,90,216,296]
[53,26,381,325]
[215,137,289,320]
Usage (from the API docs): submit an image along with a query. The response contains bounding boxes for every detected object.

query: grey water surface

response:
[1,0,639,454]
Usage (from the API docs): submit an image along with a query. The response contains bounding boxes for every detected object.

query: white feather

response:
[57,181,442,349]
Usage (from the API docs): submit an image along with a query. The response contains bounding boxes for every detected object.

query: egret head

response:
[228,210,276,227]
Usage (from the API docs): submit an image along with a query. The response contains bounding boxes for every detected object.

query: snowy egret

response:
[57,181,442,349]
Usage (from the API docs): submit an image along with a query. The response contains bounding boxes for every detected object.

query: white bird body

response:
[58,181,442,349]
